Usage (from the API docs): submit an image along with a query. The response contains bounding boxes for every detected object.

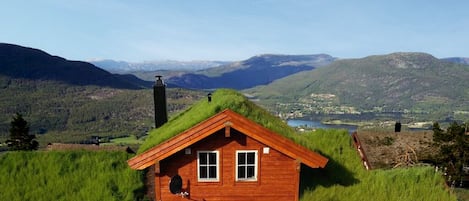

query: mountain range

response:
[1,43,468,139]
[165,54,336,89]
[245,52,469,120]
[91,59,230,73]
[92,54,337,90]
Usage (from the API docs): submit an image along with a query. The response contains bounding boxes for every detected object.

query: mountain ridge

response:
[166,54,336,89]
[0,43,151,89]
[245,52,469,120]
[441,57,469,65]
[91,59,231,73]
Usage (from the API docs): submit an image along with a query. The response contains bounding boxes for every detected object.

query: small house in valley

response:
[128,86,328,201]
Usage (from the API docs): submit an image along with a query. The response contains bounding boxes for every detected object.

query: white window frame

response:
[197,151,219,182]
[235,150,258,181]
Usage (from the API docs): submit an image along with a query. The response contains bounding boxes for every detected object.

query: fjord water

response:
[287,119,357,133]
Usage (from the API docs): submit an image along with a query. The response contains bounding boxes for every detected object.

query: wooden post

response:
[154,162,161,201]
[294,160,301,201]
[224,121,232,138]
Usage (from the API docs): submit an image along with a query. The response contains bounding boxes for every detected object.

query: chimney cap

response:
[155,75,164,86]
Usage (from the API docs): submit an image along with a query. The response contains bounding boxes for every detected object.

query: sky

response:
[1,0,468,62]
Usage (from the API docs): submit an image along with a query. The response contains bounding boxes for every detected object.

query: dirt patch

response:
[355,130,437,169]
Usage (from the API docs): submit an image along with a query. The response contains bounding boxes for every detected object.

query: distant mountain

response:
[166,54,336,90]
[246,52,469,120]
[0,43,151,89]
[441,57,469,65]
[91,59,231,73]
[0,43,203,139]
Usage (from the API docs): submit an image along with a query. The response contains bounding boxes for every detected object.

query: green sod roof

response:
[138,89,298,154]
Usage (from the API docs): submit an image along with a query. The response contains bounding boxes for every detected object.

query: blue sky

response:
[1,0,468,62]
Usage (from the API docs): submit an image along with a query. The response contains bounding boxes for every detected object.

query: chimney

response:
[154,75,168,128]
[394,121,401,132]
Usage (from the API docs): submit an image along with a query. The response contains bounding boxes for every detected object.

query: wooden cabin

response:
[128,109,328,201]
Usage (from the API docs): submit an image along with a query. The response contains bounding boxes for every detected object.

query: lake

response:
[287,119,357,133]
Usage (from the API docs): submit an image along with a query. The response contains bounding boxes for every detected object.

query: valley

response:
[0,43,468,201]
[1,43,468,147]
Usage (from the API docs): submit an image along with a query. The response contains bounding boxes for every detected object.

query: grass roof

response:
[138,88,298,154]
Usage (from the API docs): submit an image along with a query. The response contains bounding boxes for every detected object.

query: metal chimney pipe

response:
[154,75,168,128]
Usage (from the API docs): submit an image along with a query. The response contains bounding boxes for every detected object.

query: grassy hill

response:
[246,52,469,121]
[0,151,145,201]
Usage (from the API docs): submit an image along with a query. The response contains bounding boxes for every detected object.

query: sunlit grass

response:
[299,129,456,201]
[0,151,146,201]
[138,88,296,153]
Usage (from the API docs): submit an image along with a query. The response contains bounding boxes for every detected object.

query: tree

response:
[432,121,468,185]
[6,113,38,151]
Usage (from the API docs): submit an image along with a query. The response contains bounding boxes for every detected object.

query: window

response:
[236,150,258,181]
[197,151,219,181]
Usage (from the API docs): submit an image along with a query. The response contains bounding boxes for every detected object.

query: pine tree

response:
[433,121,468,185]
[6,113,38,151]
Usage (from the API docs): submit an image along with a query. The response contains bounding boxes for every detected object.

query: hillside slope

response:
[0,77,203,142]
[166,54,336,89]
[0,43,203,143]
[0,43,150,89]
[246,52,469,120]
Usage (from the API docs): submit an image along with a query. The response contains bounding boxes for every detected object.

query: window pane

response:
[247,166,255,178]
[208,153,217,165]
[238,166,245,178]
[208,166,217,178]
[247,153,255,164]
[238,153,246,164]
[200,166,207,178]
[199,153,207,164]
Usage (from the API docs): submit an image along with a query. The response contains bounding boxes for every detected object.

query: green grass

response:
[299,129,457,201]
[0,151,146,201]
[108,135,144,145]
[138,88,296,153]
